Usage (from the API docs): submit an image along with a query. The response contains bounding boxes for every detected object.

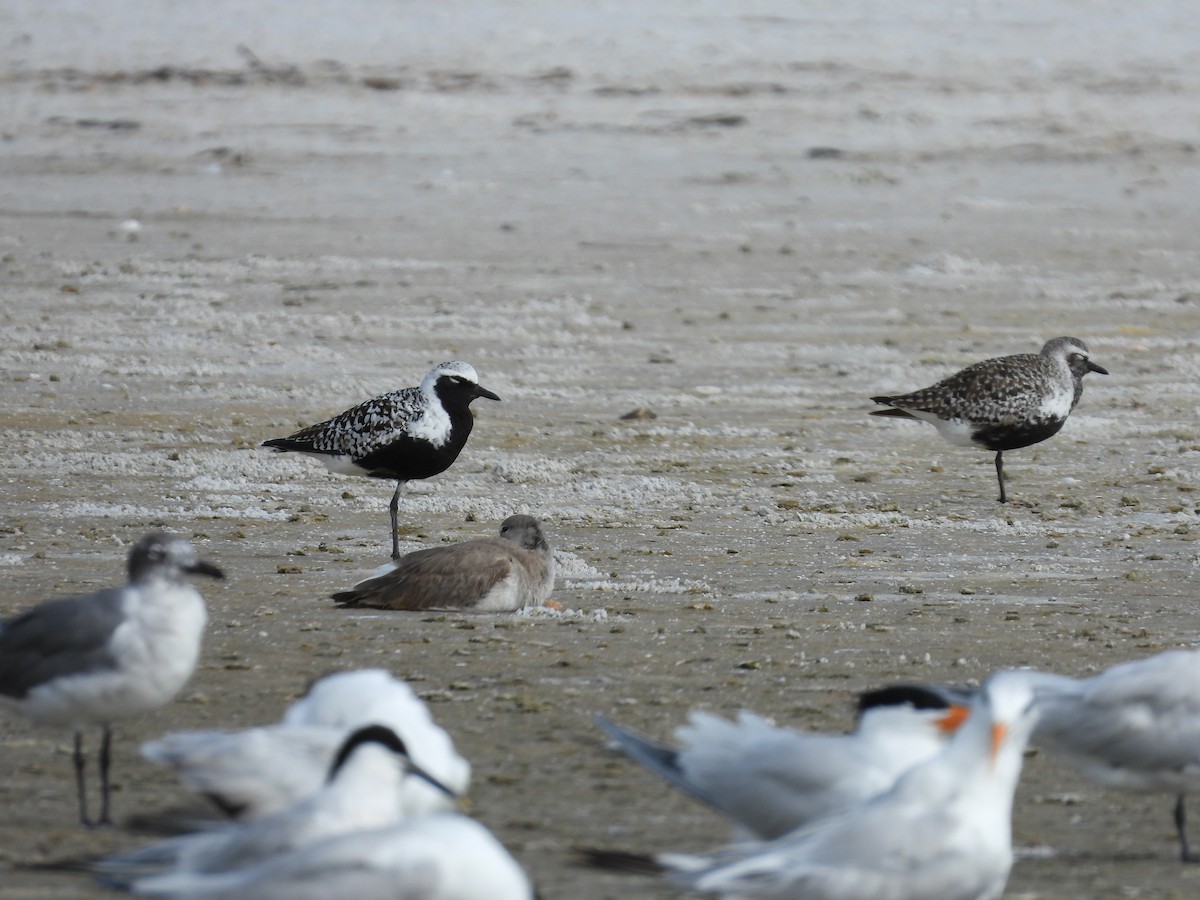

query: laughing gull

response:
[0,532,222,826]
[262,360,501,559]
[142,669,470,821]
[597,684,972,841]
[96,724,458,888]
[871,336,1107,502]
[583,670,1041,900]
[331,514,555,612]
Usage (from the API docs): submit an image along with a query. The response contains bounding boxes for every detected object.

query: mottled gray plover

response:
[0,532,222,826]
[96,724,458,889]
[262,361,501,559]
[870,336,1108,502]
[332,514,554,612]
[596,685,969,841]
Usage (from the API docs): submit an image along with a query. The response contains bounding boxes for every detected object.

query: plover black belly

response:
[0,532,222,826]
[332,514,555,612]
[263,361,501,559]
[871,336,1108,502]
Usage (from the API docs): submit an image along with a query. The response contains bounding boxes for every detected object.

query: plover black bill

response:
[0,532,222,826]
[262,360,501,560]
[870,336,1108,502]
[331,514,554,612]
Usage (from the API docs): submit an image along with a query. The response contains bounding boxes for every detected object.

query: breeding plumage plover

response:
[332,514,554,612]
[0,532,222,826]
[262,361,501,559]
[871,336,1108,502]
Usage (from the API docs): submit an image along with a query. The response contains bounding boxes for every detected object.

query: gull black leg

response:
[97,725,114,826]
[389,481,407,560]
[994,451,1007,503]
[1176,795,1197,862]
[72,730,92,827]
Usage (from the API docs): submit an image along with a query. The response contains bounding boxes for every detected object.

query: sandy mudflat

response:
[2,1,1200,897]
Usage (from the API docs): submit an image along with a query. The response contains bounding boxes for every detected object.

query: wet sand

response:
[3,2,1200,897]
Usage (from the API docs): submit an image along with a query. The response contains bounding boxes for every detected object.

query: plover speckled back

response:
[263,361,501,559]
[870,336,1107,502]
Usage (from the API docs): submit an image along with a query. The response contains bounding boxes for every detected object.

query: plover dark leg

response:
[389,481,407,560]
[994,451,1006,503]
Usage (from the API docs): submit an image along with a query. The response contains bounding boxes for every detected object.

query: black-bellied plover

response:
[96,724,458,890]
[0,532,222,826]
[262,361,501,559]
[332,514,554,612]
[1016,650,1200,862]
[583,671,1041,900]
[596,684,969,840]
[870,336,1108,502]
[142,669,470,821]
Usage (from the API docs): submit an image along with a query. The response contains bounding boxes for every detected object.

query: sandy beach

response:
[2,1,1200,897]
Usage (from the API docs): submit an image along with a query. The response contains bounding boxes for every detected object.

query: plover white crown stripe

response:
[262,361,501,559]
[0,532,222,826]
[331,514,554,612]
[870,336,1108,502]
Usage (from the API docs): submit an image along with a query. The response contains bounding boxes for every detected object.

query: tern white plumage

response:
[142,669,469,821]
[121,813,534,899]
[0,532,222,826]
[1020,648,1200,862]
[598,684,972,840]
[585,670,1041,900]
[97,724,458,889]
